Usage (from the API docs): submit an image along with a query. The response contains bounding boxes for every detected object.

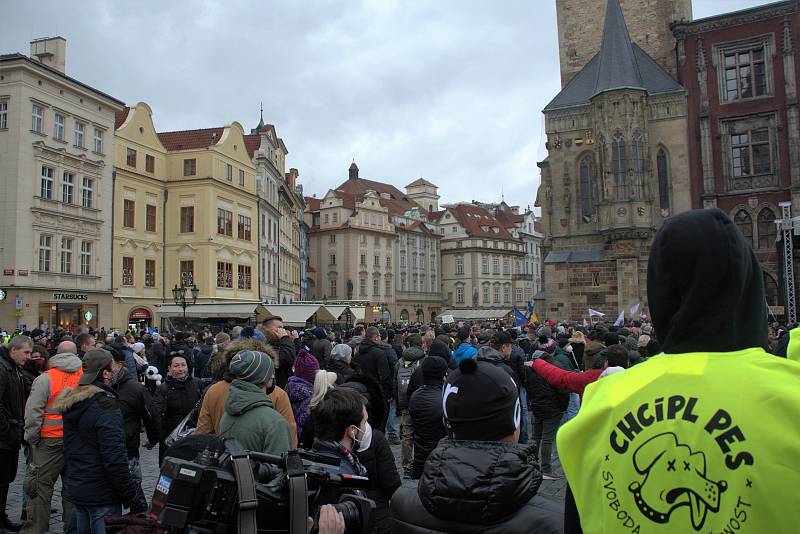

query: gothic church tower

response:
[556,0,692,86]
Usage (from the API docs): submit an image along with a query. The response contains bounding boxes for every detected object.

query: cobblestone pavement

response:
[8,432,566,532]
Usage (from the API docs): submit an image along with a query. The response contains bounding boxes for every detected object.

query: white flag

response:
[613,310,625,326]
[582,318,589,328]
[588,308,605,317]
[629,303,640,316]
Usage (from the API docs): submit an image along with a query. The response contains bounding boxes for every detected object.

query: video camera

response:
[151,439,375,534]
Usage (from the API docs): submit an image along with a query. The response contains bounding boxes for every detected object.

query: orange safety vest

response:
[41,367,83,439]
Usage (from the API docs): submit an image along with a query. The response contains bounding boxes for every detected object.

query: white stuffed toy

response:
[145,365,163,387]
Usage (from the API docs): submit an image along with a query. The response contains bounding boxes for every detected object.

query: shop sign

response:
[3,269,13,276]
[52,292,89,301]
[15,296,22,310]
[18,270,28,276]
[0,289,5,301]
[84,311,94,321]
[129,308,152,320]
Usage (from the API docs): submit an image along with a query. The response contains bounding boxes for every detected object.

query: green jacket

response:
[219,379,292,455]
[554,347,577,371]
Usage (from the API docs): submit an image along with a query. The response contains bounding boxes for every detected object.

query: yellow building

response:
[112,103,259,329]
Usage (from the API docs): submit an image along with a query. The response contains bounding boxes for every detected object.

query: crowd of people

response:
[1,208,799,533]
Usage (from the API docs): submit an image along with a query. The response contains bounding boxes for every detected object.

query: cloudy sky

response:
[3,0,773,208]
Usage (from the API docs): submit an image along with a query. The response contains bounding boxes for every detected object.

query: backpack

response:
[396,360,420,408]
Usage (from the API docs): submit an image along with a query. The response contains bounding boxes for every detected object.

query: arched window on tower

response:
[757,207,777,249]
[764,272,779,307]
[734,209,753,247]
[579,155,595,223]
[597,136,607,200]
[612,132,627,200]
[631,131,645,199]
[657,148,670,213]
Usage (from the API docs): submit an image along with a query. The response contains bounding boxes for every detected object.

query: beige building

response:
[537,0,691,321]
[436,203,525,314]
[111,104,260,329]
[306,164,443,323]
[0,38,124,332]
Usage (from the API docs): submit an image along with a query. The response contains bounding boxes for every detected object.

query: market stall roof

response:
[155,302,267,320]
[438,309,513,321]
[261,304,330,327]
[350,306,366,323]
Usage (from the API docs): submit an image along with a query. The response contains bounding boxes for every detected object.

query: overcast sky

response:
[3,0,773,209]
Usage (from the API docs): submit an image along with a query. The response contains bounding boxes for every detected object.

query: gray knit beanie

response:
[229,350,274,385]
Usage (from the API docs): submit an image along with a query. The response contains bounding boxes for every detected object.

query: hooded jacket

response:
[153,374,204,442]
[218,379,292,455]
[355,338,392,400]
[24,351,82,445]
[56,382,137,506]
[558,209,800,534]
[394,346,425,411]
[452,342,478,365]
[524,354,569,419]
[0,346,26,450]
[112,367,159,458]
[476,346,517,384]
[390,440,562,533]
[408,382,445,479]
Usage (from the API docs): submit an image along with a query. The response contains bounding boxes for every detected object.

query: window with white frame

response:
[122,257,134,286]
[74,121,84,147]
[0,100,7,129]
[400,253,406,268]
[385,278,392,296]
[503,286,510,303]
[515,288,523,303]
[503,257,510,275]
[40,166,54,199]
[330,279,337,297]
[456,286,464,304]
[39,234,52,272]
[239,169,245,186]
[493,256,500,274]
[455,256,464,275]
[80,241,92,275]
[359,278,366,296]
[93,127,103,153]
[60,237,73,273]
[62,172,74,204]
[54,113,65,140]
[373,277,379,296]
[482,255,489,274]
[226,164,233,182]
[81,178,93,208]
[32,104,44,132]
[494,285,500,303]
[483,285,490,303]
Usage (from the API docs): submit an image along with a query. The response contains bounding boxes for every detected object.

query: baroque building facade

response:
[0,38,124,332]
[537,0,691,321]
[672,0,800,318]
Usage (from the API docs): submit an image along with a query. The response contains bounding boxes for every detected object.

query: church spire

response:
[594,0,644,95]
[256,101,265,131]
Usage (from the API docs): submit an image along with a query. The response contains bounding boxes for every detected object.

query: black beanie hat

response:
[428,340,451,361]
[443,360,520,441]
[456,327,470,342]
[421,355,448,380]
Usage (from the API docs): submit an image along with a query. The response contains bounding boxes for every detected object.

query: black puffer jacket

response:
[271,336,296,389]
[0,347,25,450]
[57,382,137,507]
[326,358,355,385]
[390,440,562,533]
[113,368,158,458]
[193,344,213,379]
[355,429,401,534]
[153,375,204,442]
[408,383,445,479]
[355,339,392,400]
[340,373,387,432]
[477,347,517,385]
[525,354,569,419]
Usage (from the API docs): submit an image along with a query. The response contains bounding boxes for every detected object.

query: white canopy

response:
[262,304,329,327]
[156,302,267,320]
[437,308,512,321]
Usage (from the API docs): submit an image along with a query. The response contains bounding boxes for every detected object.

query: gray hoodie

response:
[24,352,82,444]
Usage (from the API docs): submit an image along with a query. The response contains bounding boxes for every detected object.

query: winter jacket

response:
[271,336,297,389]
[340,374,387,432]
[111,342,138,378]
[509,345,528,385]
[24,351,82,445]
[531,358,603,399]
[153,375,204,442]
[394,346,425,411]
[56,382,137,507]
[195,379,297,447]
[554,347,578,371]
[408,383,445,479]
[312,338,332,366]
[0,346,26,450]
[355,339,393,400]
[355,429,401,534]
[148,341,167,375]
[218,379,292,455]
[524,354,569,419]
[113,368,159,458]
[286,375,314,438]
[326,358,355,385]
[390,440,562,533]
[477,346,517,385]
[193,344,214,379]
[451,342,477,364]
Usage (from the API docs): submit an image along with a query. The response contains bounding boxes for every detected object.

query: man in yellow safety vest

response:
[21,340,82,533]
[558,208,800,534]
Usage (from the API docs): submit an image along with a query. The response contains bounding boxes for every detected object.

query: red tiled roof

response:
[157,127,224,151]
[114,107,130,130]
[243,133,261,159]
[335,177,423,215]
[304,197,321,211]
[534,221,544,233]
[447,204,515,240]
[495,209,524,228]
[428,210,445,222]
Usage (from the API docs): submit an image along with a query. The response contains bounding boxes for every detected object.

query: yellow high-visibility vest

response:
[557,348,800,534]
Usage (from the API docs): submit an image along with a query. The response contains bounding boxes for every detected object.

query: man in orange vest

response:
[21,340,82,534]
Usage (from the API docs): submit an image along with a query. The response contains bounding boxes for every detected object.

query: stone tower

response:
[556,0,692,86]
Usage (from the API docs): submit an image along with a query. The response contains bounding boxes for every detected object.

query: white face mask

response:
[352,422,373,452]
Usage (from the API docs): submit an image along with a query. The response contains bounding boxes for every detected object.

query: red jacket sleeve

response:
[532,359,603,397]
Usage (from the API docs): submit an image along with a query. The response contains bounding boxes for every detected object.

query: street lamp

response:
[172,281,199,328]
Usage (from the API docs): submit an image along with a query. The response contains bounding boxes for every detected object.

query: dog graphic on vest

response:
[627,432,728,531]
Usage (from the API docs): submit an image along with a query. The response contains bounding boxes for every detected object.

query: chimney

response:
[349,161,359,180]
[286,168,299,189]
[30,37,66,73]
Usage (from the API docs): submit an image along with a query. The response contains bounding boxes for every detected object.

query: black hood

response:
[647,208,767,354]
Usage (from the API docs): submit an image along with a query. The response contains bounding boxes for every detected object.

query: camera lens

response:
[331,500,361,528]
